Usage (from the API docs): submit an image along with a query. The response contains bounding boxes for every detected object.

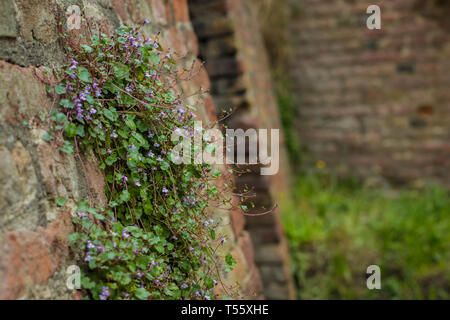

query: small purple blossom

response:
[99,286,110,300]
[77,211,87,218]
[84,252,93,262]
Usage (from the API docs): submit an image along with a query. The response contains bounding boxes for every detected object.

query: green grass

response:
[282,172,450,299]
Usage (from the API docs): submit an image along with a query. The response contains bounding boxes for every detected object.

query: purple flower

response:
[134,180,141,187]
[136,270,144,278]
[162,186,169,193]
[77,211,87,218]
[121,175,128,183]
[122,229,130,239]
[110,130,118,139]
[70,59,78,70]
[99,286,110,300]
[84,252,93,262]
[220,236,227,245]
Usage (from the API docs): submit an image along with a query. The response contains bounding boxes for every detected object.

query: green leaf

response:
[77,199,89,212]
[105,155,117,166]
[43,132,54,141]
[113,63,130,79]
[135,288,151,300]
[76,125,85,137]
[81,276,96,290]
[77,66,92,83]
[103,108,117,121]
[160,161,169,171]
[55,85,66,95]
[225,253,237,272]
[212,170,222,178]
[205,276,214,289]
[125,118,136,131]
[55,197,67,207]
[120,190,130,203]
[60,141,74,154]
[65,122,77,138]
[80,44,93,53]
[60,99,74,109]
[55,112,67,123]
[149,52,160,64]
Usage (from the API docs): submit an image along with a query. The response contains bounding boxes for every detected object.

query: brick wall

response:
[189,0,295,299]
[288,0,450,187]
[0,0,262,299]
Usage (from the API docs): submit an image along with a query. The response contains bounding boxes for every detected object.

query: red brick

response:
[0,213,73,299]
[172,0,190,22]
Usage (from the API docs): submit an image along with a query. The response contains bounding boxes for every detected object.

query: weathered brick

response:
[172,0,190,22]
[0,213,73,299]
[0,0,18,38]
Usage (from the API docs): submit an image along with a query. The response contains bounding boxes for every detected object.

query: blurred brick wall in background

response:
[0,0,267,300]
[288,0,450,187]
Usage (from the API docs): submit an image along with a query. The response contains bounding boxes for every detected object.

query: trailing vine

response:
[46,21,238,300]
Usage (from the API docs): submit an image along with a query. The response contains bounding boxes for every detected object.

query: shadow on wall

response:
[188,0,296,300]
